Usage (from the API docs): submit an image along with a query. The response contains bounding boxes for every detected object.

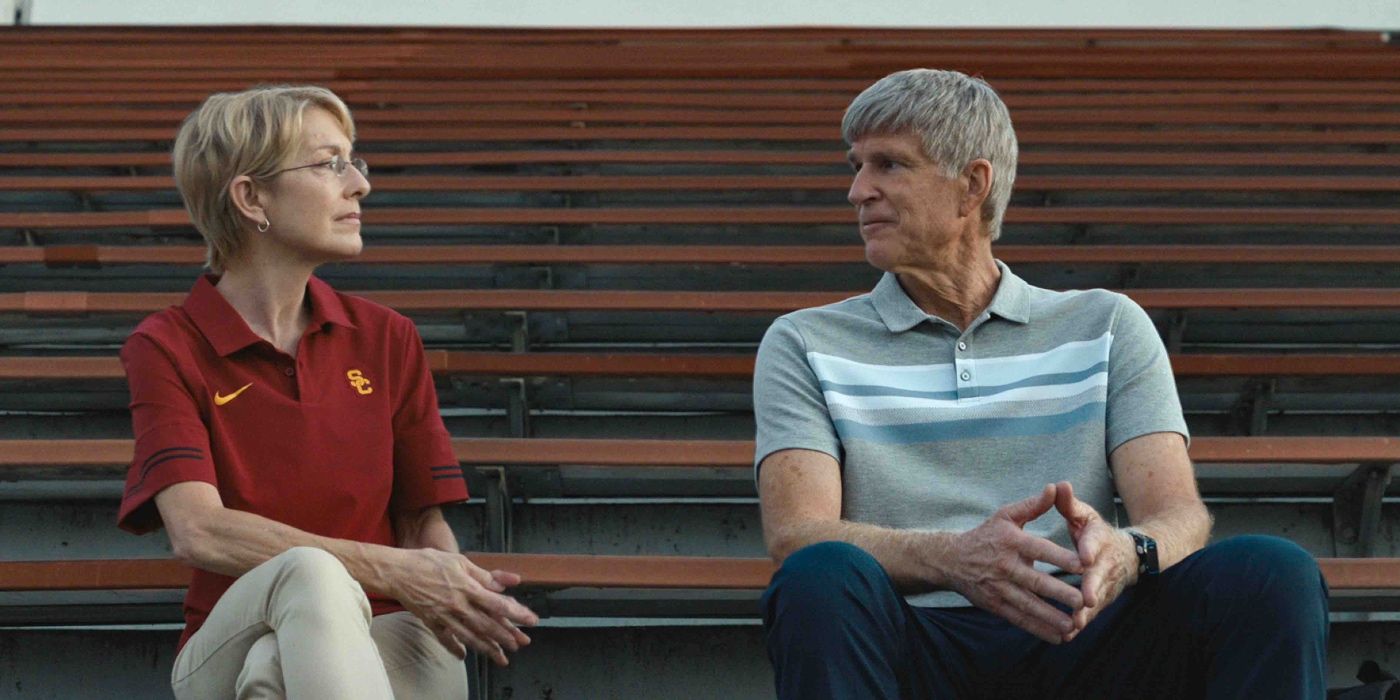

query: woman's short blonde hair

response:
[171,85,355,273]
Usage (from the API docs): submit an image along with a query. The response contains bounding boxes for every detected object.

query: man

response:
[753,68,1329,699]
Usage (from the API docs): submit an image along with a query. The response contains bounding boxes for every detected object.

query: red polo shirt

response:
[117,274,467,650]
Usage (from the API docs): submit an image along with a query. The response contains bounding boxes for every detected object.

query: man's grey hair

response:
[842,69,1018,240]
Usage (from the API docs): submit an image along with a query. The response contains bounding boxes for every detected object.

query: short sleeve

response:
[388,317,466,512]
[1105,296,1190,454]
[117,332,218,534]
[753,316,842,475]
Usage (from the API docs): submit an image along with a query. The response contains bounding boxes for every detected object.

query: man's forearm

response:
[770,519,960,594]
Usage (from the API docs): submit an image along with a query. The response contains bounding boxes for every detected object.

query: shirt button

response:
[283,367,296,377]
[957,341,967,351]
[960,371,971,381]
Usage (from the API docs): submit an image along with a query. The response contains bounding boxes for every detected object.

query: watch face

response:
[1130,531,1160,575]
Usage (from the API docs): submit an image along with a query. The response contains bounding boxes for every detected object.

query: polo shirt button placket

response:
[283,367,295,377]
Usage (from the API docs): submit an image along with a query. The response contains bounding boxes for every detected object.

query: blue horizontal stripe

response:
[819,381,959,400]
[820,361,1106,402]
[833,401,1105,445]
[979,361,1108,398]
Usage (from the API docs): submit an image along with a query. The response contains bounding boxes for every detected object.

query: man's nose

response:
[847,169,876,206]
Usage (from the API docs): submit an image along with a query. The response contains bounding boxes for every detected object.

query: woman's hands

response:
[387,548,539,666]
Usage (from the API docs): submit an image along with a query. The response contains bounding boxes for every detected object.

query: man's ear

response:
[228,175,266,230]
[959,159,993,220]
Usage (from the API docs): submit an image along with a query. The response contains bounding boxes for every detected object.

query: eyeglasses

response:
[266,154,369,180]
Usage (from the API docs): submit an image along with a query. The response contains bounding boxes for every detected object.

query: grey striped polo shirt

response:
[753,261,1188,608]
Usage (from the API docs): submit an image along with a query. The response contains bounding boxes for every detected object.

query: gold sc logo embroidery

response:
[346,369,374,395]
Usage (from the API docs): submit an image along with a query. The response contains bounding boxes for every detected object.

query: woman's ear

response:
[228,175,266,230]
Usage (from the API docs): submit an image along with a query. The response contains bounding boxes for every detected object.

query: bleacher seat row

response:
[1,25,1398,696]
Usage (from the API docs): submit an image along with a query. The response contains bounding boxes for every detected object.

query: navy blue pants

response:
[762,536,1329,699]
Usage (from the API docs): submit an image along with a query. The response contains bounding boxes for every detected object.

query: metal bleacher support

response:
[1,25,1399,697]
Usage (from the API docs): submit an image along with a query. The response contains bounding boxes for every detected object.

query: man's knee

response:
[765,541,894,613]
[1200,536,1323,592]
[1176,535,1328,630]
[1211,535,1326,604]
[772,541,885,587]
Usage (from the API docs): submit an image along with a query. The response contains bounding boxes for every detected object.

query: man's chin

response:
[863,245,900,273]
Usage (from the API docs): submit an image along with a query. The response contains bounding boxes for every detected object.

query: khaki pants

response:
[171,547,468,699]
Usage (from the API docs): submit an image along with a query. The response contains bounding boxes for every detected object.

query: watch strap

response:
[1127,529,1160,576]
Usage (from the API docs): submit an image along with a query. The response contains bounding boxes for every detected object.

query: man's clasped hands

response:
[948,481,1140,644]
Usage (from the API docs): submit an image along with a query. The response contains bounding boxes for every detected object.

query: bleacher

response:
[1,25,1398,697]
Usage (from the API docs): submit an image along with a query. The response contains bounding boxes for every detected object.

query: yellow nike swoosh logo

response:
[214,383,254,406]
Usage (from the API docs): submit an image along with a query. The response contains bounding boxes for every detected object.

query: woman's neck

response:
[214,261,315,357]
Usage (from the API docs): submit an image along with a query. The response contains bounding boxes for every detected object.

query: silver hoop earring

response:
[257,220,270,233]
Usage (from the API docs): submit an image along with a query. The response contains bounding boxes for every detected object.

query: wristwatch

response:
[1127,529,1159,576]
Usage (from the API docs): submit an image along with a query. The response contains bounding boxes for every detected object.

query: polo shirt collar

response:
[872,259,1031,333]
[182,274,355,358]
[986,260,1031,325]
[305,274,355,331]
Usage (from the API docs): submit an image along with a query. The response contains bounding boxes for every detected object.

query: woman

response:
[117,85,537,698]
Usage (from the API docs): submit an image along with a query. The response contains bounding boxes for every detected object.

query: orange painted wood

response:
[4,174,1399,193]
[3,288,1399,316]
[1,351,1395,384]
[7,90,1400,110]
[0,556,1392,592]
[5,125,1400,145]
[3,205,1400,229]
[5,106,1399,127]
[9,244,1400,267]
[5,77,1397,95]
[5,436,1399,470]
[1,150,1397,169]
[1189,436,1400,464]
[0,150,840,168]
[0,357,125,379]
[0,559,191,591]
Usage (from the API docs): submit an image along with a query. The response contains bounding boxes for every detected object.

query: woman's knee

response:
[270,546,347,573]
[264,547,371,622]
[269,547,355,587]
[373,613,468,698]
[235,632,284,697]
